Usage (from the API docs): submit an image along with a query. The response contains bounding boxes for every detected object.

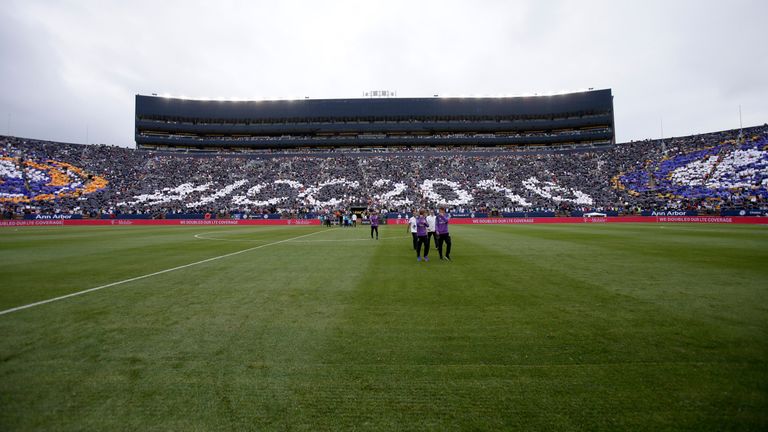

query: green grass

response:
[0,223,767,431]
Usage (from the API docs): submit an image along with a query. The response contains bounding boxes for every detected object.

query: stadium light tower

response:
[739,105,744,142]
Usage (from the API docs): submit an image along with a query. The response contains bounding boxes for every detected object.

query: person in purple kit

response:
[369,209,379,240]
[435,207,452,260]
[415,209,430,262]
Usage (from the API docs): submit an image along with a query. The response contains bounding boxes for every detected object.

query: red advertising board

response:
[0,219,321,227]
[383,216,768,225]
[1,216,766,228]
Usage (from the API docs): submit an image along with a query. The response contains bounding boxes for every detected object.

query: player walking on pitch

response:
[415,209,430,262]
[369,210,379,240]
[426,209,437,249]
[436,207,452,260]
[407,210,418,250]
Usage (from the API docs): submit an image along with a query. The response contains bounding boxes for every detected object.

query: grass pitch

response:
[0,223,767,431]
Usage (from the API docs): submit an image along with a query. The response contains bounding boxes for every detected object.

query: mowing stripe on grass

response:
[0,229,326,317]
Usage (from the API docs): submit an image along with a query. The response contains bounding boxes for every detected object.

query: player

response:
[435,207,451,260]
[406,209,418,250]
[369,210,379,240]
[415,209,430,262]
[426,209,437,248]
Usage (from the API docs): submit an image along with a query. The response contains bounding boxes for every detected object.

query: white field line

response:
[193,232,270,243]
[0,229,326,317]
[194,230,410,243]
[290,235,410,243]
[192,227,292,242]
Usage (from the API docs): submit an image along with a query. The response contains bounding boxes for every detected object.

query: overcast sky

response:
[1,0,766,147]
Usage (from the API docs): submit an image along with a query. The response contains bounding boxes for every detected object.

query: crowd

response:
[1,124,766,219]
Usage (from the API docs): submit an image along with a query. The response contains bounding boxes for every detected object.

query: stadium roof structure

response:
[135,89,614,151]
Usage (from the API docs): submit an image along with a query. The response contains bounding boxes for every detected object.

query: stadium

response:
[2,87,767,430]
[2,90,766,222]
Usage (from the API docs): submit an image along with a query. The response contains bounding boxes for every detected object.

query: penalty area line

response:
[0,229,326,317]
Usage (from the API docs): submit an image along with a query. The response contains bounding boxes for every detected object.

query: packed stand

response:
[1,124,766,219]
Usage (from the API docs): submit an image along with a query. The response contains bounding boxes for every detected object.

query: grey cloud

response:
[1,0,766,147]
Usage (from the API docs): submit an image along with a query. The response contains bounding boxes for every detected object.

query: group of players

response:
[367,208,452,262]
[407,208,452,262]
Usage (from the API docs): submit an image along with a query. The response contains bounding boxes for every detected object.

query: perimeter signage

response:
[1,216,767,227]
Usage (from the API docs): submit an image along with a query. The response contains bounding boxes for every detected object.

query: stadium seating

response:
[1,125,766,219]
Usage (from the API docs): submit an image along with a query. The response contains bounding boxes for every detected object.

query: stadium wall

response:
[2,216,766,227]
